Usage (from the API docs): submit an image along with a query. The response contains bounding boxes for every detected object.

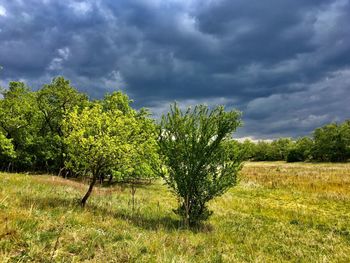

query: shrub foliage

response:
[158,103,243,227]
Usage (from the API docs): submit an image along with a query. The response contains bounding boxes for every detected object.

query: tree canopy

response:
[63,92,160,206]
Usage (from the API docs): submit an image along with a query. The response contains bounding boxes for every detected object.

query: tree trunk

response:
[58,167,65,177]
[99,174,104,185]
[108,174,113,184]
[7,162,12,172]
[184,196,190,228]
[81,175,97,207]
[131,183,136,213]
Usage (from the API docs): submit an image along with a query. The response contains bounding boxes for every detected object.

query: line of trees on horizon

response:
[231,120,350,163]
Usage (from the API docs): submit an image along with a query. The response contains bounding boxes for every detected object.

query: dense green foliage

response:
[0,78,87,172]
[158,103,243,226]
[286,137,313,162]
[250,138,293,161]
[0,133,15,165]
[313,121,350,162]
[0,82,39,170]
[36,77,88,173]
[233,120,350,162]
[63,92,160,206]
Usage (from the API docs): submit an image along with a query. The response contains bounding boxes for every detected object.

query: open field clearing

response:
[1,162,350,262]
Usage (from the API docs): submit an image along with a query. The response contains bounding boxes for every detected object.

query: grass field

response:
[1,162,350,262]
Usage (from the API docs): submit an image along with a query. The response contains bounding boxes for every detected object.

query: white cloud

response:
[235,136,273,143]
[69,1,92,15]
[102,70,126,91]
[0,5,7,17]
[48,47,70,71]
[175,12,219,51]
[21,12,32,22]
[58,47,70,60]
[139,0,223,10]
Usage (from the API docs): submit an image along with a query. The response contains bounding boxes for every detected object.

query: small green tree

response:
[269,138,293,161]
[252,141,270,161]
[313,122,349,162]
[339,120,350,161]
[222,139,254,161]
[121,109,161,212]
[158,103,243,227]
[63,92,159,207]
[239,139,256,160]
[101,94,161,211]
[286,137,313,162]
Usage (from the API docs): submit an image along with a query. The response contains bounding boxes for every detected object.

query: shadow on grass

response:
[18,195,214,232]
[20,195,78,210]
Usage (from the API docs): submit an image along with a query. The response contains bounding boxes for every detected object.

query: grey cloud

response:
[0,0,349,138]
[240,69,350,138]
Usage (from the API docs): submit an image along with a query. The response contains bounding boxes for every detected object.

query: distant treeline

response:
[232,120,350,162]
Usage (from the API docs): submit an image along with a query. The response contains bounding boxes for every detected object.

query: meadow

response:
[0,162,350,262]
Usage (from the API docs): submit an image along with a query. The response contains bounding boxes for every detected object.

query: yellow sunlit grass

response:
[1,162,349,262]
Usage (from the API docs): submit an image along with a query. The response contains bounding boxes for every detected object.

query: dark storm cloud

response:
[0,0,349,138]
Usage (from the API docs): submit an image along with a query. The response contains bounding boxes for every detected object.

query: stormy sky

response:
[0,0,349,139]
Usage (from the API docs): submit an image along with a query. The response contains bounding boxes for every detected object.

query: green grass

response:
[1,162,350,262]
